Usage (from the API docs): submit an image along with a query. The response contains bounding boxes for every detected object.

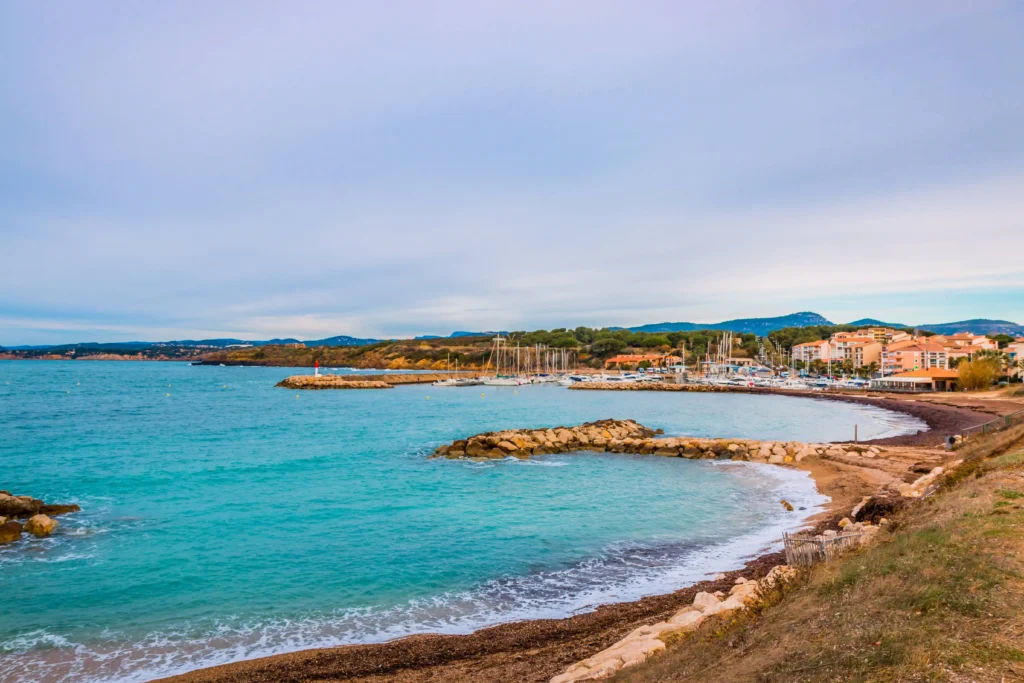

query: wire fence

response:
[961,408,1024,441]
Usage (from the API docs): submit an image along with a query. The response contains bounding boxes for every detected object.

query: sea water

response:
[0,362,925,682]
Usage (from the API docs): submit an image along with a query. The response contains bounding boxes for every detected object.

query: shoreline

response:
[153,395,989,683]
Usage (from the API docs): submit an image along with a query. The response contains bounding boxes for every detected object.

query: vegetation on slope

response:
[611,425,1024,683]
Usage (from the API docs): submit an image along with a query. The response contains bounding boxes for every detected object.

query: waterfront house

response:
[604,353,683,370]
[870,368,959,392]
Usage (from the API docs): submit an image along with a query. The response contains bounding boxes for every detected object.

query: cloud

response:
[1,1,1023,343]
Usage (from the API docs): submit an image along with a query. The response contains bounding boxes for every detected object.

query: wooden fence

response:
[783,531,865,567]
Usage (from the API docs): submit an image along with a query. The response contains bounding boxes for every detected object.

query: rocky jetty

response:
[0,490,79,545]
[430,419,885,463]
[277,373,459,389]
[278,376,393,389]
[551,565,800,682]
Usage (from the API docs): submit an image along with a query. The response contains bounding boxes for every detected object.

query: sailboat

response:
[432,355,482,386]
[482,335,525,385]
[432,353,459,387]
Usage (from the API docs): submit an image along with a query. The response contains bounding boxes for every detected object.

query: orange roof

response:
[886,369,959,379]
[793,341,827,348]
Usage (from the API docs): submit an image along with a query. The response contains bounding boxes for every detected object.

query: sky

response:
[2,1,1023,344]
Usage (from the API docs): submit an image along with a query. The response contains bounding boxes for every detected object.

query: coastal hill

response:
[627,312,833,335]
[3,313,1021,363]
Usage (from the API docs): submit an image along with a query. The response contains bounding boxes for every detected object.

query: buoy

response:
[513,390,517,395]
[77,382,80,386]
[166,393,170,397]
[426,395,430,400]
[296,394,299,398]
[66,390,70,394]
[223,385,227,389]
[481,393,485,397]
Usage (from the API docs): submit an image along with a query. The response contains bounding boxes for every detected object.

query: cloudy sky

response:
[2,1,1023,344]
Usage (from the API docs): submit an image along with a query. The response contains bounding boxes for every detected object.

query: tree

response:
[590,338,627,356]
[550,336,579,348]
[958,356,1000,391]
[639,335,671,348]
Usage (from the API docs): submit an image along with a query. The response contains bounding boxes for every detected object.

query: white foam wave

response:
[0,463,826,683]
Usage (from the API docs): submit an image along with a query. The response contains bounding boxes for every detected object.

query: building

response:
[604,353,683,369]
[1007,342,1024,377]
[847,341,882,368]
[931,333,997,351]
[881,342,948,374]
[792,340,831,364]
[870,368,959,392]
[830,336,879,365]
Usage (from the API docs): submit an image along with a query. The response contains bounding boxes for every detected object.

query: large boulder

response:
[0,493,42,517]
[0,520,23,544]
[24,514,58,537]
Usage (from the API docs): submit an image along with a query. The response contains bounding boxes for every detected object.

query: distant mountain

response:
[846,318,908,329]
[917,319,1024,336]
[414,331,499,340]
[303,335,380,347]
[629,312,834,336]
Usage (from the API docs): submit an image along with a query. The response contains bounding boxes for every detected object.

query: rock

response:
[838,517,852,529]
[0,493,42,517]
[780,499,794,512]
[768,454,784,464]
[712,572,726,580]
[24,514,58,537]
[666,609,704,631]
[850,496,871,518]
[0,520,23,544]
[692,591,721,611]
[822,529,837,538]
[497,440,517,453]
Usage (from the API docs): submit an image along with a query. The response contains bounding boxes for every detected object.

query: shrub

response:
[958,356,1000,391]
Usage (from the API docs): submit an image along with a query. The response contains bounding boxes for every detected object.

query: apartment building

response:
[881,342,949,374]
[792,340,831,364]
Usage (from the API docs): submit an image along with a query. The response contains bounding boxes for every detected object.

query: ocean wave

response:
[0,463,826,683]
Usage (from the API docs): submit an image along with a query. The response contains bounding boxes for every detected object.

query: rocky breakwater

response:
[277,375,393,389]
[430,419,887,464]
[277,373,459,389]
[430,420,658,459]
[0,490,80,545]
[550,565,800,682]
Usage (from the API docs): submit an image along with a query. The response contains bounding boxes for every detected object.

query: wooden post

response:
[854,424,858,443]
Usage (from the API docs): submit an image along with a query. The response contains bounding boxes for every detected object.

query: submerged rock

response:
[24,514,58,537]
[0,520,23,544]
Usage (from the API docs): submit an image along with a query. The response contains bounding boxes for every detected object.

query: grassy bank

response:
[612,425,1024,683]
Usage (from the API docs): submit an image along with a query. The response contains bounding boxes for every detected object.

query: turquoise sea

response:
[0,361,925,683]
